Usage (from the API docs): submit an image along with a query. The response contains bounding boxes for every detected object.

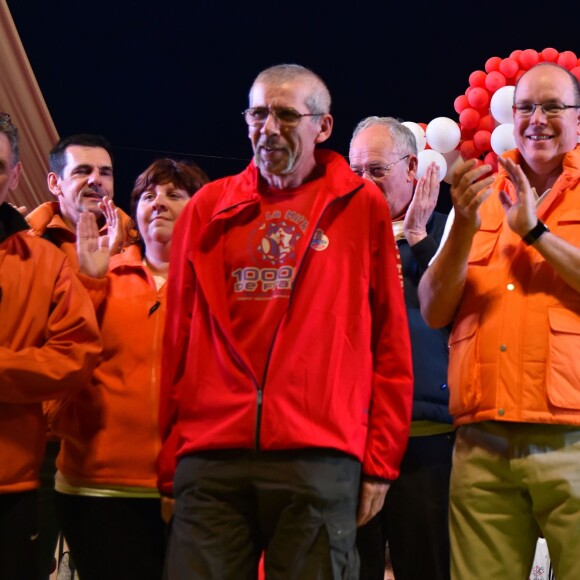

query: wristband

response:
[522,219,549,245]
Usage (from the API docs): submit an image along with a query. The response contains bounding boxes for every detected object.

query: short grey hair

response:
[0,116,19,165]
[251,63,332,114]
[350,116,418,156]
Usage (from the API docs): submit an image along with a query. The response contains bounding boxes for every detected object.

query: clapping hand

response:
[99,196,124,255]
[77,211,111,278]
[404,161,440,245]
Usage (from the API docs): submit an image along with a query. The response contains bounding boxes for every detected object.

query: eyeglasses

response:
[512,103,580,117]
[0,112,11,125]
[351,155,410,180]
[242,107,324,128]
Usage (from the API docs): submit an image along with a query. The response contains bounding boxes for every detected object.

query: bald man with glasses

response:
[419,62,580,579]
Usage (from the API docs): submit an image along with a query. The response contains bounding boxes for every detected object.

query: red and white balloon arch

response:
[406,47,580,184]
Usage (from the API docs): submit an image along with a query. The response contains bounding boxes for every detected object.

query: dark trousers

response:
[37,440,60,579]
[357,432,454,580]
[0,490,39,580]
[55,492,167,580]
[167,449,361,580]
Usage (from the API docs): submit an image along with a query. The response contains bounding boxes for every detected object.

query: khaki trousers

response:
[450,422,580,579]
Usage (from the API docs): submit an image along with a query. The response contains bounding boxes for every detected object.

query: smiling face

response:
[513,65,580,175]
[136,181,190,249]
[47,145,114,229]
[248,79,333,189]
[349,125,416,219]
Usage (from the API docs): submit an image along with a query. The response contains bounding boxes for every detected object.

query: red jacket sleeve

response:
[157,200,198,495]
[363,189,414,480]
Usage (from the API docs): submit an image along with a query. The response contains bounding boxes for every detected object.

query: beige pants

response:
[450,422,580,579]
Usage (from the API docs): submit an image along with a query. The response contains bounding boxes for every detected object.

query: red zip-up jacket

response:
[158,150,413,494]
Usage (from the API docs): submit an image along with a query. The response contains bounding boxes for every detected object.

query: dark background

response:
[7,0,579,214]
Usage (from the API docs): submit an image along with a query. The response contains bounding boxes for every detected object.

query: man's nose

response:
[260,110,280,134]
[87,169,102,186]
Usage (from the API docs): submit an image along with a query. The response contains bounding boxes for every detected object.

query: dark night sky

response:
[6,0,580,214]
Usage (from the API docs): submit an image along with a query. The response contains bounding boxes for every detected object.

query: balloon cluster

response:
[405,48,580,184]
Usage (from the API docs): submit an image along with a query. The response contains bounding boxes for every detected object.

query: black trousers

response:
[37,440,60,579]
[357,432,454,580]
[0,490,38,580]
[55,493,167,580]
[167,449,361,580]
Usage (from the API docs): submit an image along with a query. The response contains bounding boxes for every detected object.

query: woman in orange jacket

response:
[50,158,208,580]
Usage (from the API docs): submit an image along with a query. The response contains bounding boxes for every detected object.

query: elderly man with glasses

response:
[419,63,580,579]
[349,117,453,580]
[158,64,413,579]
[0,112,101,579]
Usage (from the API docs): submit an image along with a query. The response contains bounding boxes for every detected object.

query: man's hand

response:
[77,211,111,278]
[497,156,538,237]
[161,496,175,524]
[99,196,124,255]
[356,479,390,527]
[403,161,440,246]
[451,159,495,234]
[10,203,28,216]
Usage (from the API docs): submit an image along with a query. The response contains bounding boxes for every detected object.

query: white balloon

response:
[401,121,426,152]
[416,149,447,182]
[490,123,516,155]
[490,85,515,125]
[442,149,464,185]
[425,117,461,154]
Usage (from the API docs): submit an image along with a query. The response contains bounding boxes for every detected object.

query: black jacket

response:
[398,211,452,424]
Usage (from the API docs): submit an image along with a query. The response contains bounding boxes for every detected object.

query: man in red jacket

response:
[159,64,413,579]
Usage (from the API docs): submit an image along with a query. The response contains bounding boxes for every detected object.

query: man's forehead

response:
[516,66,573,100]
[64,145,112,168]
[250,80,309,105]
[350,128,395,159]
[0,132,14,167]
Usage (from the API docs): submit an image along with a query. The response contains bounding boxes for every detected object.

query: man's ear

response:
[47,172,60,197]
[315,114,333,144]
[407,155,418,183]
[8,162,22,192]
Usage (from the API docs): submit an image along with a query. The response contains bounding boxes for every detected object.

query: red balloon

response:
[467,87,490,109]
[478,115,496,133]
[485,56,502,73]
[510,49,522,61]
[418,122,427,131]
[459,108,480,130]
[460,140,481,160]
[484,151,498,173]
[541,47,559,62]
[454,95,469,114]
[499,58,519,79]
[570,67,580,83]
[485,71,507,93]
[469,70,487,88]
[473,130,491,152]
[519,49,540,70]
[514,70,525,82]
[557,51,578,70]
[460,126,476,140]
